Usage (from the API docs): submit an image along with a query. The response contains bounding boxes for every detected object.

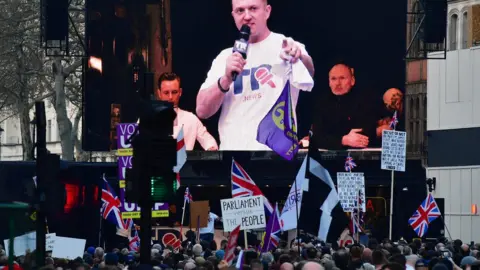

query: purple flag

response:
[256,81,299,160]
[261,203,281,252]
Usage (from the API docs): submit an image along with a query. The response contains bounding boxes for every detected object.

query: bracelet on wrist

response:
[217,77,230,93]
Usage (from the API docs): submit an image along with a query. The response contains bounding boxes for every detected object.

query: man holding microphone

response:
[196,0,315,150]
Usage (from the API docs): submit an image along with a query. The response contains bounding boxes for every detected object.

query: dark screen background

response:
[170,0,406,149]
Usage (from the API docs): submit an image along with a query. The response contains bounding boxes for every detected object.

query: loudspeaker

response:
[44,0,69,42]
[424,198,445,239]
[424,0,447,43]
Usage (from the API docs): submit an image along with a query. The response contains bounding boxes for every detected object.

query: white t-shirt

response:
[172,108,218,150]
[199,212,219,234]
[200,32,310,150]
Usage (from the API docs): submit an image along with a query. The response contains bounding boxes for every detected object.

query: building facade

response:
[426,0,480,242]
[0,100,115,162]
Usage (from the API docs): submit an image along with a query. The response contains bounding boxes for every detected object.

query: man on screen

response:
[196,0,315,150]
[309,63,377,150]
[156,72,218,151]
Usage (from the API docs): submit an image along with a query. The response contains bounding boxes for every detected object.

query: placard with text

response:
[337,172,366,212]
[380,130,407,172]
[220,196,266,232]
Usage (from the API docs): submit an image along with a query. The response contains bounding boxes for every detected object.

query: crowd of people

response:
[2,236,480,270]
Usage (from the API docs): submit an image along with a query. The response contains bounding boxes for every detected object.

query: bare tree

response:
[0,0,86,161]
[0,0,53,160]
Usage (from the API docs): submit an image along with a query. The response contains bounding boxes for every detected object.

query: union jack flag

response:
[349,209,364,235]
[389,111,399,129]
[261,203,281,252]
[184,187,193,203]
[101,175,132,230]
[129,227,140,252]
[231,159,274,216]
[345,155,356,172]
[408,194,441,237]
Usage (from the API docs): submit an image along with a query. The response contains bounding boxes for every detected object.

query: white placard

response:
[51,236,86,259]
[337,172,366,212]
[381,130,406,172]
[220,196,266,232]
[3,232,56,256]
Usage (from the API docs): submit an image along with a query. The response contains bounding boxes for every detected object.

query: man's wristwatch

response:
[217,77,230,93]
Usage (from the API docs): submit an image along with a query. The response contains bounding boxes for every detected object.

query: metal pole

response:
[389,170,395,241]
[294,175,300,254]
[35,102,47,268]
[8,216,14,270]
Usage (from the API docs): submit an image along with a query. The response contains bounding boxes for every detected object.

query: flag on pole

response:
[261,203,281,252]
[389,111,398,130]
[231,159,274,216]
[129,227,140,252]
[344,154,356,172]
[408,194,441,237]
[256,81,299,160]
[174,126,187,188]
[279,157,306,231]
[184,187,193,203]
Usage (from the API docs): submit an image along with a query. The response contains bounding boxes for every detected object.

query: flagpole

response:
[180,197,187,240]
[389,169,395,240]
[356,189,360,243]
[388,115,398,241]
[294,170,301,254]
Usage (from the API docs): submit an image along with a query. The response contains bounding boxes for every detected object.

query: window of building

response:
[101,157,107,162]
[449,14,458,50]
[462,12,468,48]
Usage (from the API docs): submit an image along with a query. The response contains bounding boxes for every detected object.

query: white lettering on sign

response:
[119,124,137,148]
[381,130,407,172]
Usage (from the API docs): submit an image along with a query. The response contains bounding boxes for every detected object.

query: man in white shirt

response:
[198,207,221,244]
[196,0,314,150]
[156,72,218,150]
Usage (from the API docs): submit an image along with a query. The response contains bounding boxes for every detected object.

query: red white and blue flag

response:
[344,155,356,172]
[184,187,193,203]
[261,203,281,252]
[349,209,364,235]
[231,159,274,216]
[389,111,399,129]
[408,194,441,237]
[101,175,132,230]
[129,227,140,252]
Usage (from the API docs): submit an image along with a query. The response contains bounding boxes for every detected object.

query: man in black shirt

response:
[310,63,377,150]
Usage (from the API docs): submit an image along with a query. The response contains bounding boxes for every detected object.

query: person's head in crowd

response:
[372,250,388,267]
[220,240,228,250]
[362,248,373,263]
[260,252,274,266]
[280,262,294,270]
[332,249,349,270]
[461,256,478,270]
[304,247,317,260]
[94,247,104,260]
[389,254,406,266]
[361,263,376,270]
[278,254,291,265]
[381,263,405,270]
[104,253,119,266]
[436,243,445,251]
[193,244,203,257]
[195,256,206,266]
[328,62,355,96]
[245,251,259,265]
[431,263,449,270]
[301,261,323,270]
[215,249,225,261]
[350,245,363,260]
[427,258,441,270]
[321,259,335,270]
[208,241,217,252]
[184,261,196,270]
[406,255,419,268]
[249,259,262,270]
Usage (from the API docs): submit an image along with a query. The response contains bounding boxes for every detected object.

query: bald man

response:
[302,262,324,270]
[280,262,294,270]
[310,63,377,150]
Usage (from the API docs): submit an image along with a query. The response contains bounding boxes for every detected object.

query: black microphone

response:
[231,25,250,81]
